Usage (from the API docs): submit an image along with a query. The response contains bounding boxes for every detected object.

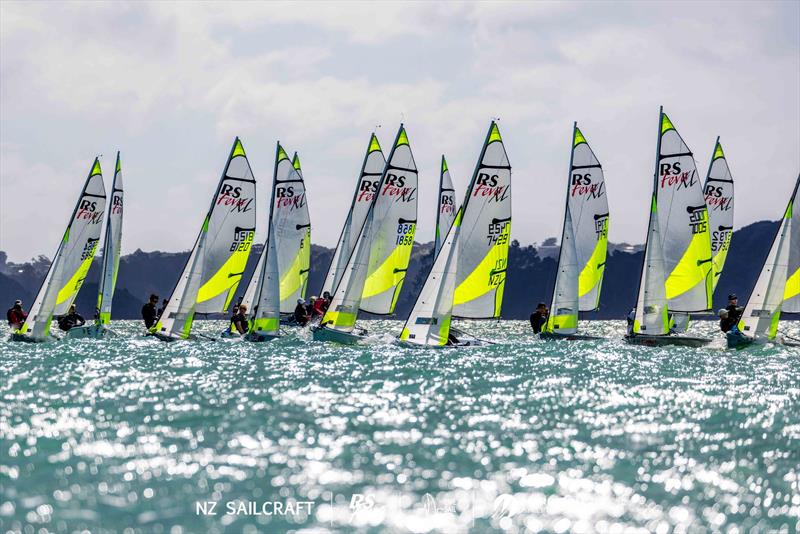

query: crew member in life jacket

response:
[294,299,310,326]
[231,304,248,335]
[6,300,27,329]
[718,294,743,333]
[142,294,159,329]
[320,291,332,314]
[530,302,549,334]
[58,304,86,331]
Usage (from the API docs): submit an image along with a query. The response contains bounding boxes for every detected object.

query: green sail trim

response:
[488,122,502,143]
[90,158,102,177]
[713,142,725,160]
[441,155,448,173]
[661,113,675,134]
[232,138,246,158]
[368,134,382,153]
[292,153,302,171]
[396,128,409,147]
[115,153,121,173]
[573,126,587,147]
[276,144,289,162]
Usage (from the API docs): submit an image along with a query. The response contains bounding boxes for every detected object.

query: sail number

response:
[396,223,415,245]
[80,239,99,260]
[489,258,507,286]
[711,230,731,253]
[230,230,254,252]
[487,221,509,245]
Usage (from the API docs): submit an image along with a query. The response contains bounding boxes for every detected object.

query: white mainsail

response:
[704,139,735,291]
[738,176,797,340]
[452,122,511,318]
[360,127,418,314]
[657,111,713,313]
[321,134,385,296]
[320,125,411,333]
[272,145,311,313]
[16,159,107,339]
[783,175,800,313]
[245,224,281,338]
[546,124,609,335]
[152,138,256,339]
[435,155,457,256]
[96,152,124,325]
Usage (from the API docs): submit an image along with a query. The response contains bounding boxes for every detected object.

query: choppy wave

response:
[1,320,799,533]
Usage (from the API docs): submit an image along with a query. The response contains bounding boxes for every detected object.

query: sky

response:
[1,1,798,262]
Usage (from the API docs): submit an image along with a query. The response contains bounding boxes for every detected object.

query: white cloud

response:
[1,0,798,263]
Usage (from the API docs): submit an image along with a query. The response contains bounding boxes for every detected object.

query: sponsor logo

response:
[474,173,509,202]
[357,178,380,202]
[421,493,456,515]
[76,199,104,224]
[659,162,698,190]
[381,174,416,203]
[571,173,606,199]
[349,494,375,523]
[217,183,253,213]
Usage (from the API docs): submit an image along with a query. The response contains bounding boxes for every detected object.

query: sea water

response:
[1,320,798,534]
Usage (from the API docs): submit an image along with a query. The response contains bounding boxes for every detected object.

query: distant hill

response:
[0,220,782,321]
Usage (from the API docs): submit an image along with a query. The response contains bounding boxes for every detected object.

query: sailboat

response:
[12,159,107,342]
[399,121,510,347]
[320,134,386,297]
[67,152,125,339]
[272,145,311,314]
[435,156,458,256]
[541,123,609,341]
[313,125,418,344]
[728,174,799,348]
[671,138,735,332]
[150,138,256,341]
[625,108,714,347]
[238,144,303,341]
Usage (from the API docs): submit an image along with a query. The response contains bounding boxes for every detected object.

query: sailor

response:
[529,302,549,334]
[142,294,159,329]
[58,304,86,331]
[626,308,636,336]
[228,304,241,334]
[311,296,325,318]
[6,300,27,329]
[231,304,248,335]
[294,298,310,326]
[719,293,744,332]
[321,291,332,313]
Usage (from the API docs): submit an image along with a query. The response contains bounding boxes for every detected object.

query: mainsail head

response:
[704,139,735,294]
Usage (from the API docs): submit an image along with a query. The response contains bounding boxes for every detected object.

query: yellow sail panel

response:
[196,246,250,309]
[784,268,800,302]
[55,249,96,306]
[322,309,357,330]
[578,222,608,298]
[453,223,510,310]
[664,220,713,305]
[362,231,415,300]
[279,231,311,302]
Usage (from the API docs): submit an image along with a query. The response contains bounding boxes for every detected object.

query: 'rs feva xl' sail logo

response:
[275,186,307,211]
[659,162,697,190]
[704,184,732,212]
[357,178,380,202]
[473,173,509,203]
[217,183,253,213]
[76,199,104,224]
[570,172,605,199]
[381,174,416,203]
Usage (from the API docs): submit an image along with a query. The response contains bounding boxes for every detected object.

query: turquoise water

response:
[1,320,799,534]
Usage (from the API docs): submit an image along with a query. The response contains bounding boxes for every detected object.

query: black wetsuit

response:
[58,312,85,331]
[530,311,548,334]
[142,302,158,329]
[231,312,247,334]
[294,304,310,326]
[719,305,743,333]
